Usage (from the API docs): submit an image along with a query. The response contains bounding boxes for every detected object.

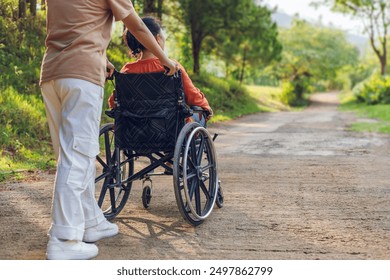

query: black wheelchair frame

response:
[95,70,224,226]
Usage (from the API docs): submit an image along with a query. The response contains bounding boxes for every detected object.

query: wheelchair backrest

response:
[113,70,187,154]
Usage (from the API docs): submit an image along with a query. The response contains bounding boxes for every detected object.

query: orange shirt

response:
[109,57,212,112]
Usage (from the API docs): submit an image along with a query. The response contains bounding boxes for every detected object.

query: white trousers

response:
[41,78,105,241]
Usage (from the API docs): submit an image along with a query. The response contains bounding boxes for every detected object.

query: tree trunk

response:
[41,0,45,11]
[30,0,37,16]
[144,0,155,15]
[381,36,387,75]
[18,0,27,18]
[191,32,202,74]
[361,3,388,76]
[143,0,163,20]
[192,43,200,74]
[239,46,248,84]
[369,36,387,76]
[157,0,163,21]
[380,55,387,76]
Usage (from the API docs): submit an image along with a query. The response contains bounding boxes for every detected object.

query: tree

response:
[178,0,249,74]
[11,0,38,18]
[18,0,26,18]
[275,19,359,101]
[0,0,17,19]
[214,2,282,83]
[29,0,36,16]
[320,0,389,75]
[143,0,164,20]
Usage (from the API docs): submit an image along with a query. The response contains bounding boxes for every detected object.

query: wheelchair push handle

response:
[164,66,182,78]
[106,68,118,81]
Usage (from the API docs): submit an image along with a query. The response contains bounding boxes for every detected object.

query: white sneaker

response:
[46,239,98,260]
[83,220,119,243]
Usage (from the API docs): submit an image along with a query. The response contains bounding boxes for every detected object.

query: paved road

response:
[1,92,389,259]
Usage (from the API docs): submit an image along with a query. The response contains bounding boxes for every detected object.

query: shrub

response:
[191,73,249,113]
[279,81,296,106]
[0,15,46,95]
[353,75,390,105]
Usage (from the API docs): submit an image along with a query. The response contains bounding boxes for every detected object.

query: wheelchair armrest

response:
[190,106,211,117]
[190,106,203,111]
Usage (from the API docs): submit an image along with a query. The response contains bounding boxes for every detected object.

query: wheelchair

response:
[95,70,224,226]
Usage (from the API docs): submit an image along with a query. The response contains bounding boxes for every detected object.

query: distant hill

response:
[271,11,293,28]
[271,11,369,54]
[345,33,369,53]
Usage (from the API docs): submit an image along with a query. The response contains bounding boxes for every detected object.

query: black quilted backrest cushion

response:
[114,71,185,154]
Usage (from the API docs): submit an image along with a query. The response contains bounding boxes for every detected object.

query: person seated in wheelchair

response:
[108,16,213,127]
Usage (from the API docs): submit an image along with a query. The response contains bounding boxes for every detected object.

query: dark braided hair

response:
[124,16,163,58]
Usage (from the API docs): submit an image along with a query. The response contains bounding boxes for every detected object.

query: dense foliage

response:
[1,1,271,179]
[178,0,281,76]
[1,0,389,180]
[0,16,45,95]
[323,0,389,76]
[271,19,360,105]
[353,74,390,104]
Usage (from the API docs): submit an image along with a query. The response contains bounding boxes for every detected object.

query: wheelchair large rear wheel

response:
[95,123,134,219]
[173,122,218,226]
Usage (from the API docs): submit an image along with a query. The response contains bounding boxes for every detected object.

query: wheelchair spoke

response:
[201,172,210,183]
[186,170,197,180]
[95,170,112,183]
[196,136,206,165]
[187,158,196,170]
[109,187,117,214]
[98,178,110,207]
[183,153,196,178]
[201,163,215,172]
[199,180,211,200]
[188,178,197,201]
[190,139,198,165]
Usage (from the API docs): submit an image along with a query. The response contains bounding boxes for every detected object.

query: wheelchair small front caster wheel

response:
[216,182,224,208]
[142,185,152,209]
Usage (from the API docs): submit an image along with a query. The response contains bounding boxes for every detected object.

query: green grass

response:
[348,122,390,134]
[246,85,289,111]
[209,84,287,123]
[339,92,390,134]
[0,149,56,182]
[0,86,56,182]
